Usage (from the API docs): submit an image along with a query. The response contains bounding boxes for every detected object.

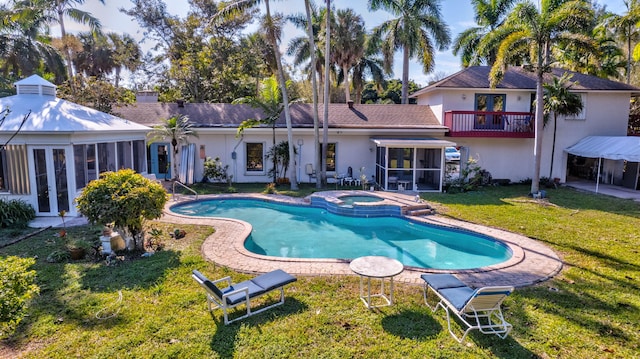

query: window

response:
[565,93,587,120]
[0,149,5,191]
[74,144,98,189]
[98,143,116,173]
[133,140,146,173]
[320,143,336,172]
[0,145,29,194]
[246,143,264,172]
[117,141,133,170]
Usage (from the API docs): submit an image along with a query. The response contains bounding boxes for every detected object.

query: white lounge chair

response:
[192,269,297,325]
[421,273,514,343]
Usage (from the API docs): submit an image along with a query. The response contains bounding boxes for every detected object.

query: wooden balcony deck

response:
[444,111,535,138]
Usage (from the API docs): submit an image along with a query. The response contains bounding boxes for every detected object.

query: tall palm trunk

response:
[58,9,75,89]
[305,0,322,189]
[265,0,298,189]
[532,68,544,195]
[342,65,351,102]
[401,46,410,104]
[549,113,559,179]
[322,0,331,186]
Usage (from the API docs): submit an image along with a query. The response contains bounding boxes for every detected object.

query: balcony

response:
[444,111,535,138]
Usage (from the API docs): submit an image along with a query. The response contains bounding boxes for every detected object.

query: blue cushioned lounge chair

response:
[192,269,297,325]
[421,273,514,343]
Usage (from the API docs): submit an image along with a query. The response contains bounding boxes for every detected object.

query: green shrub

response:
[0,256,39,337]
[203,156,232,184]
[75,169,168,249]
[0,199,36,228]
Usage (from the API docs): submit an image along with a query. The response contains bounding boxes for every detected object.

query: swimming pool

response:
[171,198,512,270]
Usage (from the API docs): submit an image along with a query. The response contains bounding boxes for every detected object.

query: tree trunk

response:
[264,0,298,190]
[343,65,351,102]
[531,69,544,195]
[549,113,558,178]
[321,0,331,186]
[58,9,75,92]
[401,46,410,104]
[305,0,322,189]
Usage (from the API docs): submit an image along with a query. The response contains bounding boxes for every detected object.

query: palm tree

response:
[147,115,198,181]
[0,4,66,82]
[542,74,583,179]
[452,0,517,67]
[352,35,387,104]
[16,0,105,83]
[322,0,331,185]
[216,0,299,190]
[489,0,593,194]
[287,2,326,102]
[234,76,301,184]
[369,0,451,104]
[107,33,142,88]
[331,8,365,102]
[604,0,640,83]
[304,0,322,189]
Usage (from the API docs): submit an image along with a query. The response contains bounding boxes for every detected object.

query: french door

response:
[149,143,171,180]
[475,94,506,129]
[32,147,71,215]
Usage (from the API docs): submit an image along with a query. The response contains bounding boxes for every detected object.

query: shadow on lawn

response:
[381,309,441,339]
[209,297,308,359]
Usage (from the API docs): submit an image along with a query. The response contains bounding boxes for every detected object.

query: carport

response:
[565,136,640,192]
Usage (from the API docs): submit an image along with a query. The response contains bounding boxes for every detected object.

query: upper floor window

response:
[565,93,587,120]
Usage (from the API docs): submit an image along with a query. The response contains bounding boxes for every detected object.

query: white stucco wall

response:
[185,130,378,184]
[447,91,632,182]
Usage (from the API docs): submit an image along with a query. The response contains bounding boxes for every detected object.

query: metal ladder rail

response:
[172,181,198,201]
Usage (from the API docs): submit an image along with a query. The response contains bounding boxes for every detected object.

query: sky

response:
[59,0,631,88]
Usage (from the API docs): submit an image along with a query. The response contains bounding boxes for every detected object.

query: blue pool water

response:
[171,199,512,270]
[338,195,383,205]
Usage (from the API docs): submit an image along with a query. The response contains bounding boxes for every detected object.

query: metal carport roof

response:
[565,136,640,162]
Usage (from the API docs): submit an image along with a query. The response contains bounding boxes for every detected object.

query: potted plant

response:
[67,238,91,260]
[58,210,67,238]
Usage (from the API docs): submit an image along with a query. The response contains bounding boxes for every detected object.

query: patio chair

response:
[192,269,297,325]
[421,273,514,343]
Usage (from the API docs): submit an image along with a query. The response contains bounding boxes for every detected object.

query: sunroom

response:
[0,75,151,217]
[370,138,457,192]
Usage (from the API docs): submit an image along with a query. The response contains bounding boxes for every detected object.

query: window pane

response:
[117,141,133,170]
[320,143,336,172]
[246,143,263,172]
[0,149,5,191]
[74,145,87,190]
[98,143,116,173]
[133,140,146,172]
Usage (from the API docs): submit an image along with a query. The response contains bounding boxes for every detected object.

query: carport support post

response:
[595,157,602,194]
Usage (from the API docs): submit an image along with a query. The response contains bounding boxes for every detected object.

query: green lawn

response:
[1,184,639,358]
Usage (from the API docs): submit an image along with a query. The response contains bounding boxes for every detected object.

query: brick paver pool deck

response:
[161,191,563,288]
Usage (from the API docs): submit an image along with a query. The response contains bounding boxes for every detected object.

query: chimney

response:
[347,100,354,109]
[135,90,158,103]
[176,99,185,108]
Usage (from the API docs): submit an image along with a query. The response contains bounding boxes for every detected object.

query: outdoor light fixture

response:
[461,94,467,100]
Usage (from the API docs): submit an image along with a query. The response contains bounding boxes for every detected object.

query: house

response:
[412,66,640,187]
[0,75,150,217]
[117,66,640,193]
[116,99,456,192]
